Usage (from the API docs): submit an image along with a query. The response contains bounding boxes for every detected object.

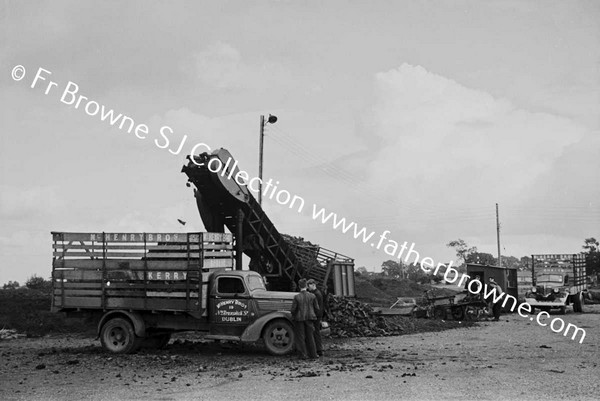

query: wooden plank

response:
[105,290,145,297]
[54,232,202,243]
[54,243,232,252]
[104,297,193,310]
[54,296,204,312]
[55,282,102,289]
[146,291,200,298]
[53,244,147,250]
[53,232,232,243]
[60,296,102,308]
[53,270,103,281]
[54,251,146,258]
[199,243,233,250]
[55,259,194,270]
[53,244,230,252]
[54,289,103,297]
[203,232,233,242]
[203,259,233,268]
[55,281,198,291]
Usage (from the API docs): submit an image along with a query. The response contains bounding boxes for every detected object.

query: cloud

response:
[190,42,292,90]
[365,64,585,214]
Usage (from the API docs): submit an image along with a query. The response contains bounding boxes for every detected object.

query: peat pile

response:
[328,296,471,338]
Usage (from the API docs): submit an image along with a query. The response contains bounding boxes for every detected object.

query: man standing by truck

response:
[290,278,319,360]
[307,279,324,357]
[487,277,504,321]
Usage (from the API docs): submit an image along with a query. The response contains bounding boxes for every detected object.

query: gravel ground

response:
[1,305,599,401]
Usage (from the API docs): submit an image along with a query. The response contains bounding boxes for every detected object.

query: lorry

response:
[525,254,589,314]
[51,231,322,355]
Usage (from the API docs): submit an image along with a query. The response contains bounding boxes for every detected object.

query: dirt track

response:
[1,306,599,401]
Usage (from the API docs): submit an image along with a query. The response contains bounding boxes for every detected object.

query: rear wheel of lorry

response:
[100,317,141,354]
[263,320,295,356]
[559,306,567,315]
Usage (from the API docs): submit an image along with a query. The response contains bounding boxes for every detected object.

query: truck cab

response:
[526,254,589,314]
[525,273,571,314]
[204,270,297,354]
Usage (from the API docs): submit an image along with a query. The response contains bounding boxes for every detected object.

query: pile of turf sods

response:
[327,296,472,338]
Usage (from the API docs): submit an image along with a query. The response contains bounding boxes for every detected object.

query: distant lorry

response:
[51,231,325,355]
[525,254,589,314]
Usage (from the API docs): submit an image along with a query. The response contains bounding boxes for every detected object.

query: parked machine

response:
[51,231,330,355]
[525,254,589,314]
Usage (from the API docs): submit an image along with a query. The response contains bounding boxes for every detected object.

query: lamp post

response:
[258,114,277,205]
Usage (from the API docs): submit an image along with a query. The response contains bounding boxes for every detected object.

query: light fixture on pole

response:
[258,114,277,205]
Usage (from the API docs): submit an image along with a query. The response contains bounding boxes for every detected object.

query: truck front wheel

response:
[263,320,295,356]
[100,317,141,354]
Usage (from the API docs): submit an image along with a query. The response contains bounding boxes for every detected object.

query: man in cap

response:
[487,277,504,321]
[307,279,324,357]
[290,278,319,359]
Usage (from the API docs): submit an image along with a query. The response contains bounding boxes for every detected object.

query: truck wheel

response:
[559,306,566,315]
[451,306,464,320]
[433,307,447,320]
[464,306,478,321]
[100,317,141,354]
[263,320,294,356]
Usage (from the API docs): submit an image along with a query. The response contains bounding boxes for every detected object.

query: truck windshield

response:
[247,276,266,291]
[537,274,563,283]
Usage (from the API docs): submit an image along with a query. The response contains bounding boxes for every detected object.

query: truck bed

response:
[51,232,233,317]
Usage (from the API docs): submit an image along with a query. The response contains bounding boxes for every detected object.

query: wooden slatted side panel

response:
[51,232,234,313]
[52,232,234,263]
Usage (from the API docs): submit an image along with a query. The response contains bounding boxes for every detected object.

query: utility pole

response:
[496,203,502,268]
[258,115,265,205]
[258,114,277,206]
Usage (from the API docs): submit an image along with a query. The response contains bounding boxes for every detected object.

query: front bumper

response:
[525,299,567,308]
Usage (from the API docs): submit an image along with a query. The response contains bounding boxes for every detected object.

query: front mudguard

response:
[240,311,293,343]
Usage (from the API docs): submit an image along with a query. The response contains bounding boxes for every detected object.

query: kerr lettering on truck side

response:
[51,231,319,356]
[145,271,188,280]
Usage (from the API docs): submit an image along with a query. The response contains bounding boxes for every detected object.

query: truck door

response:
[209,275,251,337]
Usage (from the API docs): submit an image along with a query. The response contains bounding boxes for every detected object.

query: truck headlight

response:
[531,287,537,293]
[553,288,559,293]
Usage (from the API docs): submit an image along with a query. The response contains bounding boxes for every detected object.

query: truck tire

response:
[451,306,464,320]
[100,317,141,354]
[433,306,447,320]
[464,305,478,321]
[263,320,295,356]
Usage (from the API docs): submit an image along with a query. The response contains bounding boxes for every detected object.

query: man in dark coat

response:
[290,278,319,359]
[307,279,324,356]
[487,277,504,321]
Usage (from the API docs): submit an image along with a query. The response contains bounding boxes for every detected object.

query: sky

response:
[1,0,599,284]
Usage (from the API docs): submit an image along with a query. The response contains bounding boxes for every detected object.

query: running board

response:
[204,335,241,342]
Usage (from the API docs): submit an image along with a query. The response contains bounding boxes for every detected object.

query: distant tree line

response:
[354,236,599,283]
[2,275,51,291]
